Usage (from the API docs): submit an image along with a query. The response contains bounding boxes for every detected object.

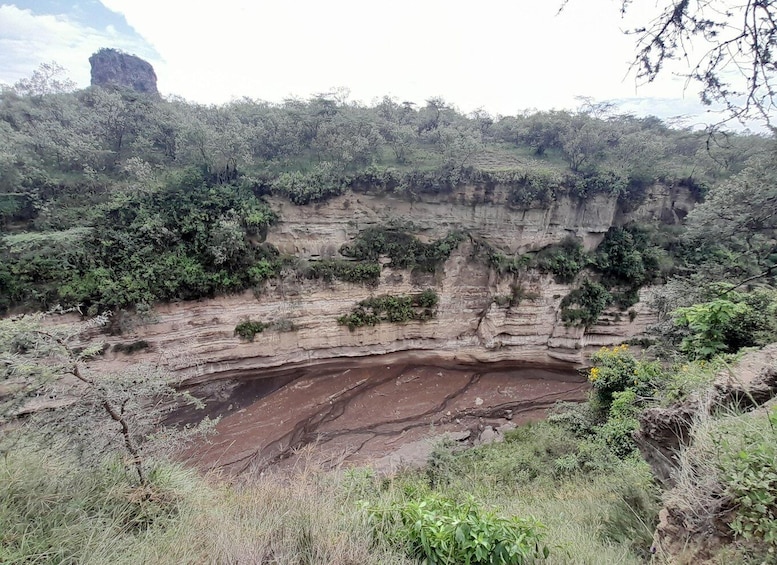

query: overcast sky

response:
[0,0,757,128]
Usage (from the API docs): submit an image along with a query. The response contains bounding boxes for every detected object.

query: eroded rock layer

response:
[89,183,693,384]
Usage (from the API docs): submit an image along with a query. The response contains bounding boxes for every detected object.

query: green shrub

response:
[587,345,665,413]
[571,170,628,199]
[416,288,440,308]
[717,407,777,546]
[341,228,463,273]
[338,290,439,330]
[673,288,777,359]
[247,259,279,283]
[272,162,347,205]
[560,280,612,327]
[506,169,561,207]
[365,493,549,564]
[596,415,640,458]
[595,226,662,288]
[535,237,589,284]
[304,259,381,284]
[234,320,266,341]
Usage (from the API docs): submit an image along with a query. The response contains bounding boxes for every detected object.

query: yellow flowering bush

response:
[589,345,665,413]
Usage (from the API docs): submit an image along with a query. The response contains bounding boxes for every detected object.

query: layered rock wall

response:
[91,184,692,384]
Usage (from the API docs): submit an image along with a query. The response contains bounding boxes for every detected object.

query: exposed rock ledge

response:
[87,244,655,385]
[82,182,691,383]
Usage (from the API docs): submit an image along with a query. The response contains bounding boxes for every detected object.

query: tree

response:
[0,312,213,485]
[559,113,611,172]
[563,1,777,126]
[685,153,777,283]
[10,62,76,98]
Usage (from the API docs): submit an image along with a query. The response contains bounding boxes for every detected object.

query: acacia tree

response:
[0,313,212,485]
[625,0,776,125]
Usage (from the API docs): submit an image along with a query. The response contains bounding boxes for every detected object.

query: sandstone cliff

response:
[90,183,694,384]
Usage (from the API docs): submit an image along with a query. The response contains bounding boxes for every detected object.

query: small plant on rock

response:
[234,320,266,341]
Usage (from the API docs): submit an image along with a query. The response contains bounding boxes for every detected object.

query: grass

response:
[418,422,658,564]
[0,446,413,564]
[656,403,777,562]
[1,419,658,564]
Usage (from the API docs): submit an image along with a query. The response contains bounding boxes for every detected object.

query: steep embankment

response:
[95,182,693,384]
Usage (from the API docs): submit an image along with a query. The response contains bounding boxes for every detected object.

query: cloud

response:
[0,4,157,88]
[98,0,687,111]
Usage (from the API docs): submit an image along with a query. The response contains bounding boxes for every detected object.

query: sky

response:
[0,0,761,128]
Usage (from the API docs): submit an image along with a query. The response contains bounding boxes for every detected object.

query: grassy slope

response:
[1,424,655,564]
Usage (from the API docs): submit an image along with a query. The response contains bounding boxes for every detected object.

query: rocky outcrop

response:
[636,402,698,484]
[89,48,158,96]
[266,183,695,258]
[714,343,777,408]
[636,344,777,485]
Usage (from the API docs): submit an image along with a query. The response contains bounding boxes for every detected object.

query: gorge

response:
[83,181,695,471]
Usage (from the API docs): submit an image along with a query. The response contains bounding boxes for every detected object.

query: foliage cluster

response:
[1,169,277,313]
[352,165,674,210]
[672,287,777,359]
[560,280,612,327]
[595,226,664,289]
[338,289,439,330]
[717,407,777,546]
[365,494,549,564]
[545,224,676,327]
[587,345,666,413]
[270,161,347,204]
[550,346,668,461]
[341,227,464,272]
[534,237,589,284]
[304,259,381,284]
[234,320,267,341]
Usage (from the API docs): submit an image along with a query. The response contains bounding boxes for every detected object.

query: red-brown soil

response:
[184,358,587,475]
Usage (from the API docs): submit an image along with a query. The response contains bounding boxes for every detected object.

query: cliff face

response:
[266,182,694,257]
[93,183,694,384]
[89,48,159,96]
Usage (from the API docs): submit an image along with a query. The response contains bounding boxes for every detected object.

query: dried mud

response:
[182,356,587,475]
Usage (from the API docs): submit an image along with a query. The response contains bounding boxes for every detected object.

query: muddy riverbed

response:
[182,357,587,475]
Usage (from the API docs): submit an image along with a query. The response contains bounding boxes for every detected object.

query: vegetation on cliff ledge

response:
[338,289,439,330]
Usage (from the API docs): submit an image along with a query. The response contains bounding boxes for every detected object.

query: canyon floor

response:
[183,357,588,475]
